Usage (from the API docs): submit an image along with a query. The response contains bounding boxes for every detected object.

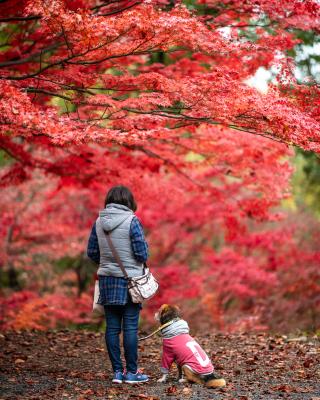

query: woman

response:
[87,185,149,384]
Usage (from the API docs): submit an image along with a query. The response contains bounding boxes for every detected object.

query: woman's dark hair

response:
[104,185,137,212]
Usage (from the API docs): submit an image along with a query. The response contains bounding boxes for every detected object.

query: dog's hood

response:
[161,319,189,339]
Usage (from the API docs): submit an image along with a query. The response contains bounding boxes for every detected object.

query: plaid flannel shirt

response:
[98,275,129,306]
[87,217,148,305]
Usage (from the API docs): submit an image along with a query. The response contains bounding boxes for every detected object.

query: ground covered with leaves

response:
[0,330,319,400]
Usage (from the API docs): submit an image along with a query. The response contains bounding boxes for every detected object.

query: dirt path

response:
[0,331,319,400]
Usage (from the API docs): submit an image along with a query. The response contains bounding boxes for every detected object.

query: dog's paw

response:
[178,378,187,383]
[157,376,167,383]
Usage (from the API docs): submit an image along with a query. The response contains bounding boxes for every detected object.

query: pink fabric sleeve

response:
[161,343,175,374]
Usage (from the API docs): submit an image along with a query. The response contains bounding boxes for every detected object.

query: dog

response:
[155,304,226,388]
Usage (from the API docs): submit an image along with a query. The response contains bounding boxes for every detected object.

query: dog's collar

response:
[138,318,180,341]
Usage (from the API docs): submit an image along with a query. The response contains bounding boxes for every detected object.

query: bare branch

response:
[0,15,40,22]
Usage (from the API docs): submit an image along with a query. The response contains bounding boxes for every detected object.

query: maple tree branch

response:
[1,29,132,79]
[61,25,74,57]
[0,41,63,68]
[25,88,74,102]
[30,77,149,94]
[66,33,158,66]
[20,88,296,147]
[123,107,292,145]
[228,125,286,145]
[0,1,141,24]
[123,143,203,187]
[91,0,123,12]
[0,84,305,150]
[0,15,40,22]
[0,3,139,70]
[97,1,142,17]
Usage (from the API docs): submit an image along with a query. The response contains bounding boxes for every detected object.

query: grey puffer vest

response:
[96,203,144,278]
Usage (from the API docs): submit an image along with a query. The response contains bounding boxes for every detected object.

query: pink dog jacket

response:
[161,333,214,375]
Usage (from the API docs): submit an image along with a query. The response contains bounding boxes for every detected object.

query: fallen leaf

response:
[272,384,296,393]
[182,387,192,396]
[130,395,159,400]
[81,389,94,395]
[303,358,313,368]
[167,385,178,395]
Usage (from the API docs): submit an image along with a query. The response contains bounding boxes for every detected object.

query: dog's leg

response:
[182,365,203,385]
[177,365,187,383]
[157,373,168,383]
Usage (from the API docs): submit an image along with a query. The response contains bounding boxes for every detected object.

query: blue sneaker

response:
[124,371,149,384]
[112,371,124,384]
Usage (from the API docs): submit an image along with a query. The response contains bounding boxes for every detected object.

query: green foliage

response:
[291,149,320,216]
[0,149,13,166]
[185,151,205,162]
[183,0,221,16]
[51,96,76,115]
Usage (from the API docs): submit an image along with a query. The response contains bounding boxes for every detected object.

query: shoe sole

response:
[124,379,149,384]
[112,379,123,384]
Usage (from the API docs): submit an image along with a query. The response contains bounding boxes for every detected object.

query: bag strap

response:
[103,231,129,280]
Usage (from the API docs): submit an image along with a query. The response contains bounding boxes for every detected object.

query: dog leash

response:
[138,318,180,341]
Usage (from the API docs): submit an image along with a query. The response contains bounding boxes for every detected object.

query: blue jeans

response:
[104,299,141,374]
